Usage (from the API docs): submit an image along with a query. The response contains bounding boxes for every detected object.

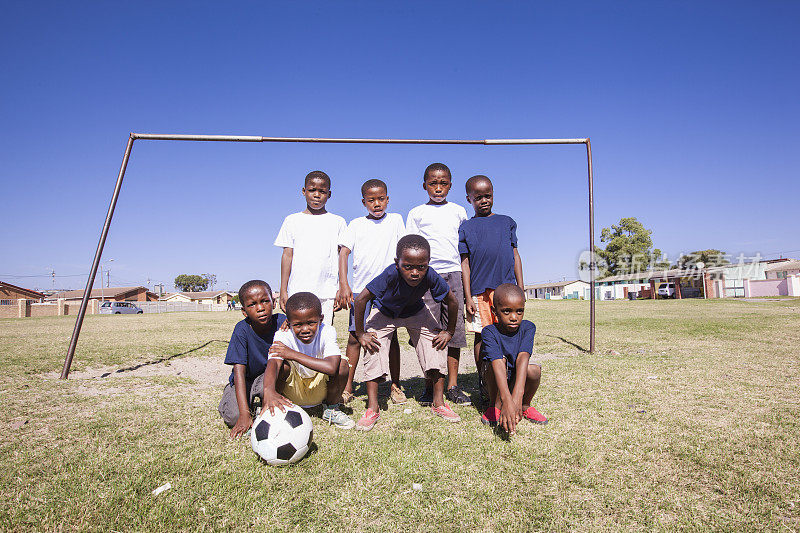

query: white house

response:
[525,280,590,300]
[160,290,233,305]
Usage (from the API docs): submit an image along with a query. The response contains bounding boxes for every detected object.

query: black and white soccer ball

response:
[250,404,313,466]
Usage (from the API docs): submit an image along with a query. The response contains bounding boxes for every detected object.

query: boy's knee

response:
[527,364,541,380]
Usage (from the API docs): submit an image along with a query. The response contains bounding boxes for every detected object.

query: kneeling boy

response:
[480,283,547,433]
[263,292,355,429]
[354,234,461,431]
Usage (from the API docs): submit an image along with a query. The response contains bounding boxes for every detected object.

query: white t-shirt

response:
[274,212,347,299]
[405,202,468,274]
[339,213,406,294]
[269,323,340,379]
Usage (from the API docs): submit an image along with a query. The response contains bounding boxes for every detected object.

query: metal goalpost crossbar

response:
[59,133,597,379]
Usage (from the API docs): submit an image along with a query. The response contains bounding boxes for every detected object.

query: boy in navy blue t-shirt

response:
[458,174,524,393]
[480,283,547,433]
[218,280,286,438]
[353,234,461,430]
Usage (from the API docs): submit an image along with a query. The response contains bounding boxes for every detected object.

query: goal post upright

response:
[60,133,596,379]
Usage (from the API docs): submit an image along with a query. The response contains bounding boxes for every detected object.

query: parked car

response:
[657,283,676,298]
[99,301,143,314]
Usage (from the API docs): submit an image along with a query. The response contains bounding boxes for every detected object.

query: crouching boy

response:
[480,283,547,433]
[219,280,286,438]
[353,234,461,431]
[263,292,355,429]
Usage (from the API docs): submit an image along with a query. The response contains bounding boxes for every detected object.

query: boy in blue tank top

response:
[479,283,547,433]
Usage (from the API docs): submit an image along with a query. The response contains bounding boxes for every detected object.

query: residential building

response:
[46,286,160,302]
[525,280,590,300]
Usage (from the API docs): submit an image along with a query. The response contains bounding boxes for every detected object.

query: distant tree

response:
[202,273,217,290]
[596,217,666,276]
[675,249,729,269]
[174,274,209,292]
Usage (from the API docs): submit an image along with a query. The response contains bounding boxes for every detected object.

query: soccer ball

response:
[250,404,313,466]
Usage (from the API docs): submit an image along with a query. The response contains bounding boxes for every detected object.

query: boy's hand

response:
[263,389,293,415]
[464,298,477,319]
[268,342,293,360]
[358,332,380,354]
[230,413,252,439]
[499,399,521,434]
[336,285,353,311]
[279,291,288,313]
[432,330,453,350]
[279,319,290,331]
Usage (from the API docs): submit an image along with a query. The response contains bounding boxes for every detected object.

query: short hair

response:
[238,280,272,303]
[285,291,322,318]
[361,178,388,197]
[304,170,331,189]
[396,234,431,258]
[423,162,451,182]
[493,283,525,306]
[465,174,492,194]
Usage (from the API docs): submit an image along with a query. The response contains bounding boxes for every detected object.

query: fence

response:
[0,299,236,318]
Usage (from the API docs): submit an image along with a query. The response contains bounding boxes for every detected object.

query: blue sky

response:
[1,1,798,293]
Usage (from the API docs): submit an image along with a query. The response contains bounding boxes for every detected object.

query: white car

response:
[657,283,675,299]
[99,301,143,314]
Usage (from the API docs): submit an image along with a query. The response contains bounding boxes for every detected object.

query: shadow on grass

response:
[99,339,229,378]
[543,334,589,353]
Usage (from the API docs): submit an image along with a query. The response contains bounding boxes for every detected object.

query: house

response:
[0,281,45,304]
[764,259,800,280]
[46,286,160,302]
[598,268,709,300]
[160,290,233,305]
[525,280,590,300]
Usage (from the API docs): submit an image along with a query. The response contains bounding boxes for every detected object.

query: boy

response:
[459,175,524,395]
[274,170,346,326]
[262,292,355,429]
[406,163,470,405]
[337,179,406,405]
[479,283,547,433]
[218,280,286,438]
[353,234,461,431]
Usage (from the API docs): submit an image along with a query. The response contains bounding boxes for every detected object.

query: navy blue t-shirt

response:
[366,264,450,319]
[458,214,518,295]
[480,320,536,378]
[224,313,287,386]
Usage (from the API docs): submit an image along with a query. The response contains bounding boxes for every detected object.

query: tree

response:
[596,217,666,276]
[174,274,209,292]
[675,249,729,269]
[202,273,217,290]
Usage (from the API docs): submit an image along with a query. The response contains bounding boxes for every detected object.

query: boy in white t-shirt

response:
[264,292,354,429]
[274,170,347,326]
[336,179,406,405]
[406,163,470,406]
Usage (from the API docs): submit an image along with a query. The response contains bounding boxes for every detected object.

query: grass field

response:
[1,298,799,531]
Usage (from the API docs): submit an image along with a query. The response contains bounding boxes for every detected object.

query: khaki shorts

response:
[361,306,447,381]
[421,270,467,348]
[467,289,498,334]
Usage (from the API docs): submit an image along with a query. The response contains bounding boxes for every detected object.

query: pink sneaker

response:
[481,407,500,426]
[431,403,461,422]
[356,408,380,431]
[523,406,547,424]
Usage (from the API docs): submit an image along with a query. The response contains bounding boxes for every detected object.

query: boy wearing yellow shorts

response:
[263,292,354,429]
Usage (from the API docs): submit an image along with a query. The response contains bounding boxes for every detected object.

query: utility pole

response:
[106,270,110,287]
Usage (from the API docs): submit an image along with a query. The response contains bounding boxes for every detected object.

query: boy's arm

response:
[513,248,524,289]
[491,358,521,434]
[262,358,293,415]
[461,254,475,317]
[354,288,380,353]
[511,352,529,412]
[432,290,458,350]
[230,364,253,438]
[279,247,293,312]
[269,342,341,376]
[336,246,353,310]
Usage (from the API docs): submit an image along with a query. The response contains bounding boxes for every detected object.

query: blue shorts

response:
[348,300,375,333]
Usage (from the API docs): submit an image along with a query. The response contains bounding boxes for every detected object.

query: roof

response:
[161,291,228,300]
[764,259,800,272]
[525,280,588,290]
[600,268,701,282]
[0,281,46,299]
[45,286,151,300]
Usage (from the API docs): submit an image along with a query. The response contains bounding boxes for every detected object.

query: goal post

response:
[60,133,596,379]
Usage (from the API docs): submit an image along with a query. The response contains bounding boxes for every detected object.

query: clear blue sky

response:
[2,1,798,293]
